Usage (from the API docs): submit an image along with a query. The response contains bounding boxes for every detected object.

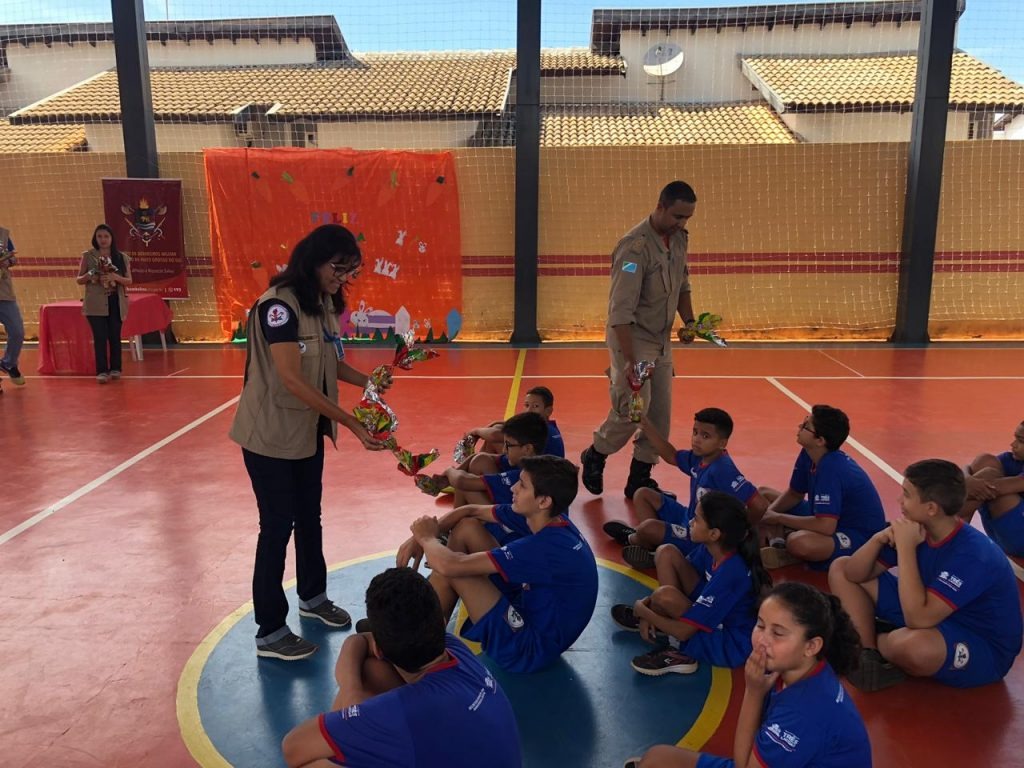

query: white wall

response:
[618,21,926,104]
[85,119,478,151]
[0,38,316,114]
[1002,116,1024,140]
[86,121,236,152]
[783,110,970,143]
[316,120,479,149]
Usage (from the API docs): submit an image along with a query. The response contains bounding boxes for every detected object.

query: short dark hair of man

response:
[810,404,850,452]
[694,407,734,439]
[518,455,579,517]
[904,459,967,517]
[503,411,549,454]
[365,567,446,672]
[659,180,697,206]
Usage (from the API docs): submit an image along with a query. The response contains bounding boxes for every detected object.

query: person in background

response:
[0,224,25,389]
[76,224,132,384]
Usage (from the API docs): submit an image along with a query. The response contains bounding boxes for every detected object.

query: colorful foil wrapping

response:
[453,433,476,464]
[627,360,656,423]
[694,312,727,347]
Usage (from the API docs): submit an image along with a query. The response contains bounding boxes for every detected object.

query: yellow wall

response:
[2,142,1022,341]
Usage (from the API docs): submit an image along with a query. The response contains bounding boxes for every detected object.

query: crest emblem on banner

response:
[121,197,168,246]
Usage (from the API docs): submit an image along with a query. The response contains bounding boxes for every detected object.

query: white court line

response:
[0,396,240,547]
[818,350,864,377]
[765,377,904,485]
[167,367,190,377]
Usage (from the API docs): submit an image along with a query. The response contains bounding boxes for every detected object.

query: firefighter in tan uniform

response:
[581,181,698,499]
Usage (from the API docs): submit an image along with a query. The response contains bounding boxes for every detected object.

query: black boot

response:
[624,459,661,500]
[580,445,607,495]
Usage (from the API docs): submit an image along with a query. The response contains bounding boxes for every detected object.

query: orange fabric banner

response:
[204,148,462,340]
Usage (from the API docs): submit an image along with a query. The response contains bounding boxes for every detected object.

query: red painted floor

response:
[1,344,1022,767]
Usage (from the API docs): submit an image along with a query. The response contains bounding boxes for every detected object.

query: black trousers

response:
[243,439,327,637]
[86,295,122,374]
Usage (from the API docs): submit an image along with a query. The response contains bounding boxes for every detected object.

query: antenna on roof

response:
[642,43,684,78]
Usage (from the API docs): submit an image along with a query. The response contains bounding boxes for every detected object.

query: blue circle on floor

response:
[192,556,724,767]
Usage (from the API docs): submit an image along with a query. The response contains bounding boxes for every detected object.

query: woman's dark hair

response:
[270,224,362,316]
[699,491,772,599]
[91,224,127,275]
[766,582,862,677]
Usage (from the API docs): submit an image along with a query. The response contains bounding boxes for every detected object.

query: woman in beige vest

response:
[229,224,387,661]
[75,224,132,383]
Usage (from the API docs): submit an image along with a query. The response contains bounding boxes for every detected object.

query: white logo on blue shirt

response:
[765,722,800,752]
[670,524,689,540]
[938,570,964,591]
[953,642,970,669]
[506,605,525,630]
[696,594,715,607]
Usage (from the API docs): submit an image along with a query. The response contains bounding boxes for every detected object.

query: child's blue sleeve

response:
[492,504,530,536]
[675,450,696,473]
[788,451,811,494]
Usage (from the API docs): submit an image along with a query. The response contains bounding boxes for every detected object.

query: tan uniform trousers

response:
[592,331,673,465]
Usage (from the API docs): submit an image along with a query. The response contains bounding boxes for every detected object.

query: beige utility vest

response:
[80,249,130,320]
[0,226,15,302]
[229,285,340,459]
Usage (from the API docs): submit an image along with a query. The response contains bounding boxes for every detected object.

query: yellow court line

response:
[176,551,396,768]
[503,348,528,419]
[599,558,733,752]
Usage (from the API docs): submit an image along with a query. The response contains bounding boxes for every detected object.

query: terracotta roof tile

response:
[540,103,796,146]
[742,51,1024,110]
[11,49,623,122]
[0,119,87,152]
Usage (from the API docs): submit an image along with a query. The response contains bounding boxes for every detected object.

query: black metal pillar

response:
[891,0,958,344]
[111,0,158,178]
[511,0,541,344]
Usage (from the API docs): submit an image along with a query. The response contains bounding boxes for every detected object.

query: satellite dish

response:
[642,43,684,77]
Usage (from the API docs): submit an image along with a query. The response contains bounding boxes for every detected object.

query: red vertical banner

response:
[204,148,462,341]
[101,178,189,298]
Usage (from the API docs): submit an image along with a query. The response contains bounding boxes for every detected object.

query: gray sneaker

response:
[299,600,352,628]
[622,544,656,571]
[256,632,318,661]
[846,648,906,692]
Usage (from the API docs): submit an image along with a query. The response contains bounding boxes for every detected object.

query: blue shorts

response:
[461,589,552,674]
[482,521,521,547]
[696,755,733,768]
[661,520,698,556]
[875,572,1010,688]
[656,495,690,526]
[787,501,871,570]
[483,474,514,505]
[680,627,752,669]
[979,498,1024,557]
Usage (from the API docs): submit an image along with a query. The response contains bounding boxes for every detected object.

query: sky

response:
[5,0,1023,81]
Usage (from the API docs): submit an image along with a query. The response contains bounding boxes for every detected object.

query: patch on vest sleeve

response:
[621,261,638,273]
[266,304,290,328]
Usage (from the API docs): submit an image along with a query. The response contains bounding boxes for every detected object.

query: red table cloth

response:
[37,292,173,375]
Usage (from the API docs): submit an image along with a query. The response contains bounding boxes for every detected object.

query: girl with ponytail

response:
[611,491,773,676]
[624,581,871,768]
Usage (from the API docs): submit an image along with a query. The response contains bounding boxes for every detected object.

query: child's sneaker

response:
[846,648,906,692]
[255,632,318,661]
[760,544,799,569]
[630,647,699,676]
[610,603,641,631]
[622,544,656,571]
[0,362,24,385]
[624,759,642,768]
[299,599,352,629]
[354,618,372,634]
[603,520,636,546]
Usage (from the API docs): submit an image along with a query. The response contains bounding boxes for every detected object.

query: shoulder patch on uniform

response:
[621,261,638,273]
[265,303,290,328]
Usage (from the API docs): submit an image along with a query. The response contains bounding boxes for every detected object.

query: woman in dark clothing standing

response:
[76,224,132,383]
[230,224,386,661]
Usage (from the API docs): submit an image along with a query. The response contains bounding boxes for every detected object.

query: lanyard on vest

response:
[322,324,344,361]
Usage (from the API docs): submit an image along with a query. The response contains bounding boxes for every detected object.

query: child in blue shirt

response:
[603,408,767,571]
[465,386,566,470]
[759,404,886,570]
[438,411,548,506]
[830,458,1023,691]
[625,582,871,768]
[398,455,598,674]
[611,491,772,675]
[959,420,1024,556]
[282,567,521,768]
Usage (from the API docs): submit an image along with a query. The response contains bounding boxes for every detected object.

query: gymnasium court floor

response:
[2,343,1022,767]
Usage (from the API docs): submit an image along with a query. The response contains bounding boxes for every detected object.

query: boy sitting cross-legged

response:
[829,459,1023,691]
[464,386,565,467]
[397,455,598,674]
[603,409,767,571]
[958,420,1024,556]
